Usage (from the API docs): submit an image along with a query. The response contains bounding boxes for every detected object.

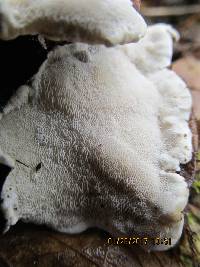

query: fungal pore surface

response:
[0,0,193,251]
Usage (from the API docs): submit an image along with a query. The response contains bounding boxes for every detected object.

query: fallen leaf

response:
[173,55,200,141]
[172,55,200,92]
[0,223,182,267]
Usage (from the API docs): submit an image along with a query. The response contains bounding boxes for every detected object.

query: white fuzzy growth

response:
[1,188,18,233]
[2,85,30,116]
[149,69,192,168]
[120,24,192,171]
[0,0,147,45]
[0,149,15,168]
[121,24,180,73]
[0,24,192,251]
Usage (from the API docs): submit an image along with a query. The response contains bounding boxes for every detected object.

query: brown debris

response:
[0,224,182,267]
[132,0,141,10]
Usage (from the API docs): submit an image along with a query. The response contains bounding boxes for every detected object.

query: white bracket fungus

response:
[0,0,193,251]
[0,0,146,45]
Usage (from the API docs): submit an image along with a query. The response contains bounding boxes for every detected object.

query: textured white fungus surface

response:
[0,2,192,251]
[121,24,180,73]
[0,0,147,45]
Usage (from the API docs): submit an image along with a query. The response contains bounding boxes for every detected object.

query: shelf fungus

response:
[0,0,193,251]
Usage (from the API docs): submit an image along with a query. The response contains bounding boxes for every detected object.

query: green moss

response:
[181,151,200,265]
[196,152,200,162]
[192,169,200,194]
[192,180,200,194]
[187,212,198,225]
[180,255,193,267]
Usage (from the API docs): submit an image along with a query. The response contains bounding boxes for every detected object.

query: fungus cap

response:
[0,0,147,45]
[0,24,193,251]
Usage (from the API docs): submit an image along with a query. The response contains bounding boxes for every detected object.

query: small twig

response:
[16,160,29,168]
[141,4,200,17]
